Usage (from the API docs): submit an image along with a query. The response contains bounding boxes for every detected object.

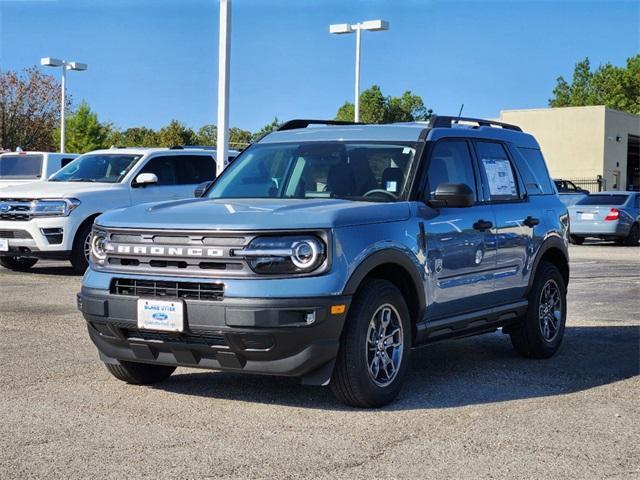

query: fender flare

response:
[527,235,569,293]
[343,248,427,316]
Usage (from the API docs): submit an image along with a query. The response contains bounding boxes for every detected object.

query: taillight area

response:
[604,208,620,221]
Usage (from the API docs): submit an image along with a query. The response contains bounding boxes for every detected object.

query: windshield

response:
[50,154,141,183]
[206,142,418,202]
[577,194,629,206]
[0,155,43,179]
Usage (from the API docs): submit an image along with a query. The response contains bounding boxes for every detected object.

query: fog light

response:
[304,312,316,324]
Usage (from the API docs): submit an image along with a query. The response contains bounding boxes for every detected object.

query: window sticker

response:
[481,158,517,197]
[386,180,398,192]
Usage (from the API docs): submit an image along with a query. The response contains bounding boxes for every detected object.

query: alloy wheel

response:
[366,304,404,387]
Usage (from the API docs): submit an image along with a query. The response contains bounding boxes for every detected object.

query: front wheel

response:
[70,222,93,274]
[330,279,412,408]
[510,261,567,358]
[0,256,39,271]
[104,361,176,385]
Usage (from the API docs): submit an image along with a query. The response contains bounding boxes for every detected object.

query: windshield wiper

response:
[68,178,97,182]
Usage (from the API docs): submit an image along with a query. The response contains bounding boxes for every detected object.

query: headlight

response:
[89,229,108,265]
[235,235,327,274]
[31,198,81,217]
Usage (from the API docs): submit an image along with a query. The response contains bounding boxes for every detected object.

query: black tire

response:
[330,279,412,408]
[510,261,567,359]
[622,223,640,246]
[70,221,93,274]
[0,256,38,271]
[104,361,176,385]
[569,235,584,245]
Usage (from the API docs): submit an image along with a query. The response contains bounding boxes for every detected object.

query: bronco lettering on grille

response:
[107,244,224,257]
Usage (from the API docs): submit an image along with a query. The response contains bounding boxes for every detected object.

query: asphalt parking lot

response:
[1,242,638,479]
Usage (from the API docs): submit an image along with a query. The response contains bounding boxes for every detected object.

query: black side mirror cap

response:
[194,181,213,198]
[430,183,475,208]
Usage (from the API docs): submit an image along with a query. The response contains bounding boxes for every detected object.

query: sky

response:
[0,0,638,133]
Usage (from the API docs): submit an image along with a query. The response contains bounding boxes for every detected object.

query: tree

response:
[0,67,69,151]
[61,101,109,153]
[252,117,282,141]
[196,124,252,149]
[549,55,640,114]
[156,120,196,147]
[335,85,433,123]
[108,126,159,147]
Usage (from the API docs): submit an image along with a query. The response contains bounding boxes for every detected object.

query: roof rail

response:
[169,145,184,150]
[429,115,522,132]
[277,119,360,131]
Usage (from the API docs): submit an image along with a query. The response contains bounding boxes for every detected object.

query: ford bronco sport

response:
[78,117,570,407]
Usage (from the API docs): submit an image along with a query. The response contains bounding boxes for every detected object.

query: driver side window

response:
[425,140,477,202]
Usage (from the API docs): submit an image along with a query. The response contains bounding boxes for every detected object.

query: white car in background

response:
[0,146,238,273]
[0,151,79,189]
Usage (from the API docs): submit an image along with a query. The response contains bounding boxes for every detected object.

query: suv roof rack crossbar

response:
[277,119,360,131]
[429,116,522,132]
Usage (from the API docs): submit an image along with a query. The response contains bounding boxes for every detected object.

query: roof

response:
[259,120,539,148]
[0,151,78,156]
[79,147,232,156]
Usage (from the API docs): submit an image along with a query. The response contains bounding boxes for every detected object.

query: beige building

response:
[500,106,640,192]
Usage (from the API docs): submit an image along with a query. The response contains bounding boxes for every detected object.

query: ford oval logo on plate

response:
[152,312,168,321]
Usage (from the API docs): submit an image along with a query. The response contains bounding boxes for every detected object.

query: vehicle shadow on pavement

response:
[152,325,639,410]
[2,265,79,276]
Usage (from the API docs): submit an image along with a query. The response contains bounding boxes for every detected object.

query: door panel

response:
[420,139,497,319]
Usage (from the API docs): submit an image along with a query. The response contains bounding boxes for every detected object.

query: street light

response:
[329,19,389,122]
[40,57,88,153]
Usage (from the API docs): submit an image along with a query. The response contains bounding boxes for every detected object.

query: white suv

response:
[0,147,236,273]
[0,151,79,189]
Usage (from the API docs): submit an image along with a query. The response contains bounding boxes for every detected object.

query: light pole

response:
[40,57,88,153]
[216,0,231,177]
[329,20,389,123]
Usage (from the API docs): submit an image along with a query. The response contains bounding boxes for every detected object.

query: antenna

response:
[456,104,464,123]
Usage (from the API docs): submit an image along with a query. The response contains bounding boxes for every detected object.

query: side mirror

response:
[133,172,158,187]
[194,181,213,198]
[430,183,475,208]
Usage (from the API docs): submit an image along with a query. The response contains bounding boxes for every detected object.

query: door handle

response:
[523,216,540,228]
[473,219,493,231]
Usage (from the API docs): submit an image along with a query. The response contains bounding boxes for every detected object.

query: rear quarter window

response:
[514,147,555,195]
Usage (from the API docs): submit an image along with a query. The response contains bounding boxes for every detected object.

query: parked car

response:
[0,150,78,189]
[567,192,640,246]
[0,147,237,273]
[554,179,589,206]
[77,117,569,407]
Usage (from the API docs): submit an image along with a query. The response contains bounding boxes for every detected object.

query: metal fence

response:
[565,176,606,193]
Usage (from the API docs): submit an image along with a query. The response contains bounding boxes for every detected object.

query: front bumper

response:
[0,216,80,258]
[78,287,351,384]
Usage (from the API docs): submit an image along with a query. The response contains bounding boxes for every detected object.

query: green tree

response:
[335,85,432,123]
[61,101,109,153]
[108,126,159,147]
[196,124,252,149]
[549,55,640,114]
[252,117,282,141]
[156,120,196,147]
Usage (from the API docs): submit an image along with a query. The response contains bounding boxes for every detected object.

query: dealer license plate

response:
[137,298,184,332]
[581,213,595,220]
[0,239,8,252]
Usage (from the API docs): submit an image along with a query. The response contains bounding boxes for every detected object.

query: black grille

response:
[111,278,224,301]
[122,328,227,347]
[0,230,32,239]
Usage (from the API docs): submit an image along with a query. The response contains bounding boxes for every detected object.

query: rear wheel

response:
[510,261,567,358]
[104,361,176,385]
[622,223,640,246]
[70,222,93,274]
[330,279,411,408]
[0,256,38,271]
[569,235,584,245]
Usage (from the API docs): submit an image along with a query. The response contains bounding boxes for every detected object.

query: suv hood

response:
[0,181,120,199]
[97,198,411,230]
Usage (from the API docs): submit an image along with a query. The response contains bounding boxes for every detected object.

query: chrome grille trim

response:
[0,199,34,221]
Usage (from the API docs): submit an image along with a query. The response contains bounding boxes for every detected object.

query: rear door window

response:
[474,142,521,201]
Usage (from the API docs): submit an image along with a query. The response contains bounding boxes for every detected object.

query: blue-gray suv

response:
[78,117,570,407]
